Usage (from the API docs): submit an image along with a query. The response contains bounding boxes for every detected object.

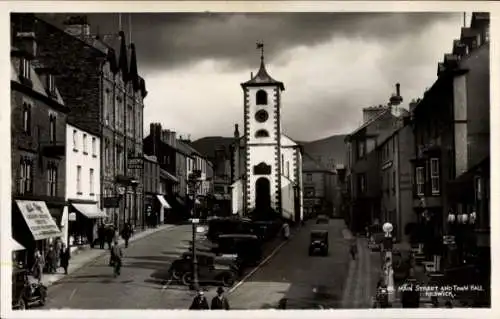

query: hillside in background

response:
[191,134,348,170]
[300,134,347,170]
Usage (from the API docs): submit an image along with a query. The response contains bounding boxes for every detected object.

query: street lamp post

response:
[131,180,139,229]
[382,222,395,303]
[188,170,202,291]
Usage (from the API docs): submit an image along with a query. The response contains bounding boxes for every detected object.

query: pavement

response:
[41,224,177,288]
[341,237,382,308]
[226,219,354,309]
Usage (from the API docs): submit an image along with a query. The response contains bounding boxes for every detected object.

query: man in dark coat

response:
[98,222,106,249]
[60,243,71,274]
[189,290,209,310]
[211,287,230,310]
[121,221,133,248]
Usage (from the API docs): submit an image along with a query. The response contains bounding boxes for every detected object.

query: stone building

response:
[10,37,67,260]
[11,14,148,229]
[231,51,303,223]
[302,153,336,219]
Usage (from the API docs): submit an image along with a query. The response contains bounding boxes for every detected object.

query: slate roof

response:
[241,58,285,90]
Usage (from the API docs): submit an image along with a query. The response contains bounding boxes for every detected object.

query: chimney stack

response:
[251,72,253,79]
[63,15,91,39]
[396,83,401,97]
[234,124,240,138]
[14,32,37,58]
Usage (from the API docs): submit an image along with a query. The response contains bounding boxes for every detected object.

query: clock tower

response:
[240,43,285,216]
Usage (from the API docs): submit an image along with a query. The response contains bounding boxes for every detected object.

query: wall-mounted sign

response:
[381,161,393,171]
[103,196,120,208]
[128,157,144,170]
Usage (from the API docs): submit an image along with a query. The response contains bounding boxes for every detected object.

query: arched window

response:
[256,90,268,105]
[255,129,269,138]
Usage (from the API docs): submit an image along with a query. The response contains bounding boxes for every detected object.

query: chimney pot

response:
[396,83,401,96]
[251,72,253,79]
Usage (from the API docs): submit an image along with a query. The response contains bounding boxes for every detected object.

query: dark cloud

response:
[38,12,459,72]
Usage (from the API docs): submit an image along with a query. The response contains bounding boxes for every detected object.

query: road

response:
[45,225,202,309]
[226,219,354,309]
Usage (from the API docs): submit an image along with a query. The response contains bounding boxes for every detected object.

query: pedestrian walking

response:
[282,222,290,240]
[60,243,70,274]
[110,239,123,277]
[121,221,133,248]
[189,290,209,310]
[98,222,106,249]
[45,245,57,273]
[31,249,44,282]
[211,287,230,310]
[278,298,288,309]
[350,240,358,260]
[54,238,63,268]
[106,226,114,250]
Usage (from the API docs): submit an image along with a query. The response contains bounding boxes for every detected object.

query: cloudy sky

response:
[42,12,467,142]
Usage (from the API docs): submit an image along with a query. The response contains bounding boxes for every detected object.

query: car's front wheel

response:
[182,272,193,286]
[221,272,236,287]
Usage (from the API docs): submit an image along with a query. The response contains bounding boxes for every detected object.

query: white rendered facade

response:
[231,56,303,222]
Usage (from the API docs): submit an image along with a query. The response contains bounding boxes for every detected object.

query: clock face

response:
[255,109,269,123]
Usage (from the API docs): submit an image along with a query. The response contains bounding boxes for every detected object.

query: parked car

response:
[214,234,263,268]
[181,257,239,287]
[251,220,281,241]
[207,217,253,241]
[309,230,329,256]
[315,215,329,225]
[12,268,47,309]
[169,251,238,281]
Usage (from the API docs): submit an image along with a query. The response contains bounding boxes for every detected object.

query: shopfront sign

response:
[15,200,62,241]
[103,196,120,208]
[128,157,144,170]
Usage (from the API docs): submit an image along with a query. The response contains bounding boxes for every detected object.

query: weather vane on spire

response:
[256,41,264,61]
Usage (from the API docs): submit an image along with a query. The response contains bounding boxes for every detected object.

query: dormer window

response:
[47,75,56,94]
[20,58,31,79]
[256,90,268,105]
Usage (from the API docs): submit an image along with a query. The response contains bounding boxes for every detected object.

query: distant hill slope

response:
[300,134,347,169]
[190,136,234,159]
[191,134,347,170]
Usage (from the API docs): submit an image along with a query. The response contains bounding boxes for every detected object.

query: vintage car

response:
[12,268,47,309]
[250,220,281,241]
[180,257,239,287]
[309,230,329,256]
[168,251,238,281]
[207,217,254,242]
[315,215,330,225]
[214,234,263,268]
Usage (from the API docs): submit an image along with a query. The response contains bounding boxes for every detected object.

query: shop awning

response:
[12,237,26,251]
[161,170,179,183]
[156,195,171,209]
[72,203,107,219]
[15,200,62,241]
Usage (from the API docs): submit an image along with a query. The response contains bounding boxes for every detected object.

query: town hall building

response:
[231,46,304,223]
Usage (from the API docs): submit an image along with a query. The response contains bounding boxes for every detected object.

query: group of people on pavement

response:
[30,238,71,283]
[189,287,230,310]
